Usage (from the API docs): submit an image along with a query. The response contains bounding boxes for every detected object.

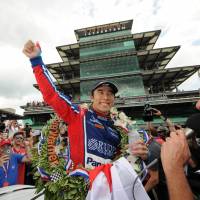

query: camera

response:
[142,104,154,122]
[3,145,12,157]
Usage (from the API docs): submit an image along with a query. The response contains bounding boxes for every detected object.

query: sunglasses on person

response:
[15,136,24,141]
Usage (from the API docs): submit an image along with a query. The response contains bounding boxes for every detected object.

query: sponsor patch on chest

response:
[86,157,101,167]
[94,123,104,129]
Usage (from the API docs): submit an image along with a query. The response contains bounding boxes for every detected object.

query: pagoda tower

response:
[21,19,200,128]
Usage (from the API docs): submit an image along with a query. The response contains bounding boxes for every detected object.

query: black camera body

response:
[3,145,12,157]
[142,104,154,122]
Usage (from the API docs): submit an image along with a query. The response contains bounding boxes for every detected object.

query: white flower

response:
[110,107,118,116]
[110,107,136,131]
[118,112,128,121]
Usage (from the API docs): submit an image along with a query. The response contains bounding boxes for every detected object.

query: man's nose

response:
[102,93,109,99]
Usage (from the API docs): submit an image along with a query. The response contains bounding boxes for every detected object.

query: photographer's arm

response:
[152,108,176,132]
[146,121,157,135]
[161,131,194,200]
[163,118,176,132]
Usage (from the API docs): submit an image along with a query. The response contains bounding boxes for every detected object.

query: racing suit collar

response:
[90,106,111,120]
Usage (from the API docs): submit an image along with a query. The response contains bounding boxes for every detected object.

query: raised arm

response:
[146,121,157,135]
[161,130,194,200]
[22,40,80,124]
[152,108,176,132]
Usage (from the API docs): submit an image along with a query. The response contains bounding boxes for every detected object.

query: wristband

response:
[30,56,44,67]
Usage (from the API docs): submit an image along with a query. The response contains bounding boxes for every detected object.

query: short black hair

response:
[13,131,24,138]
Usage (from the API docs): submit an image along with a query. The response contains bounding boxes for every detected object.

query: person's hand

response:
[24,138,33,148]
[22,40,41,59]
[24,140,30,146]
[161,130,191,175]
[0,155,10,166]
[196,99,200,110]
[129,141,148,160]
[151,108,162,116]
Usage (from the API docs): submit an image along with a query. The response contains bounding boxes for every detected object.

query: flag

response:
[86,157,150,200]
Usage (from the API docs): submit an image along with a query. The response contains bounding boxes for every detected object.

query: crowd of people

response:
[26,101,48,107]
[144,107,200,200]
[0,120,40,187]
[1,109,199,199]
[0,40,199,200]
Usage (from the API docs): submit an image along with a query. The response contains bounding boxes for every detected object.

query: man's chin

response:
[93,104,111,114]
[99,108,111,114]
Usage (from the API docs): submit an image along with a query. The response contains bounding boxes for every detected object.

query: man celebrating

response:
[23,40,148,170]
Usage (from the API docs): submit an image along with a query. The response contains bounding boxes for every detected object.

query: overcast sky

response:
[0,0,200,115]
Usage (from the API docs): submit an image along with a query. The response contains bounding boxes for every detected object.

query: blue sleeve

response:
[30,56,44,67]
[13,153,25,163]
[0,167,4,187]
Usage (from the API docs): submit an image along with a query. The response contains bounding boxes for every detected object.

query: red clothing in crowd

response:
[12,147,26,184]
[154,137,165,145]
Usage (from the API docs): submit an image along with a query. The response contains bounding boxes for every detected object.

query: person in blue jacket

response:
[0,139,31,187]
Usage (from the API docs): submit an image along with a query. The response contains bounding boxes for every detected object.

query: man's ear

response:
[90,95,94,102]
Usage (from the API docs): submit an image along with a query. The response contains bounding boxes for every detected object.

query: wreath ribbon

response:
[89,163,113,192]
